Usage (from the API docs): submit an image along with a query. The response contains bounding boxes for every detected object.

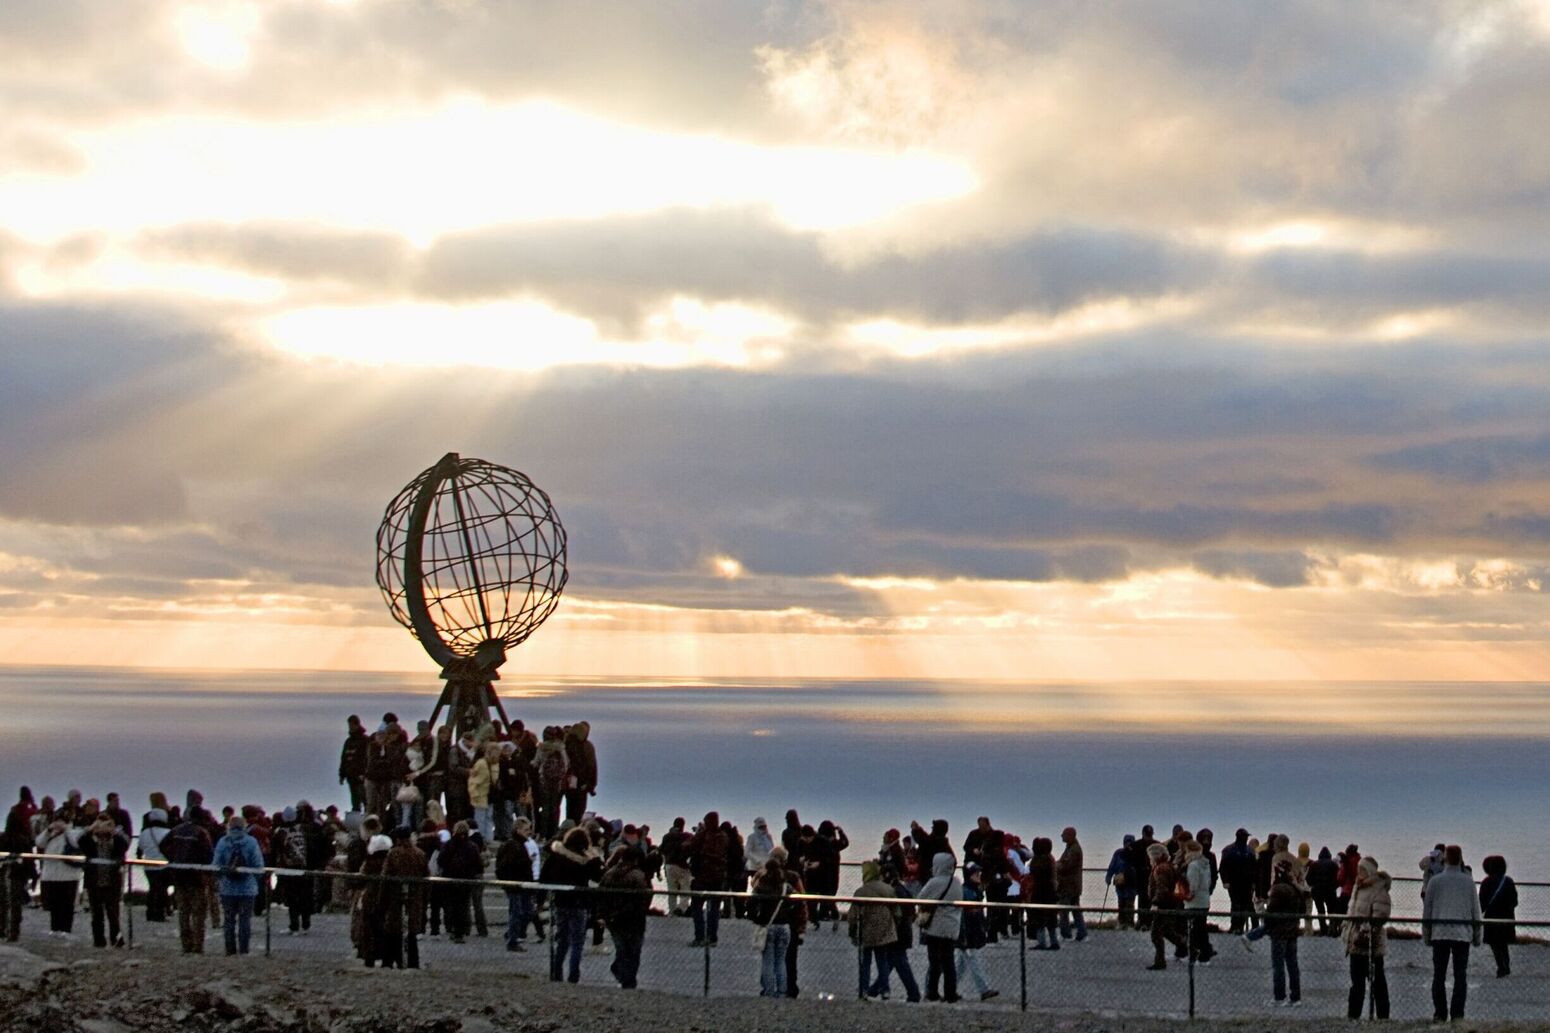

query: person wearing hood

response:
[1219,828,1258,934]
[954,862,999,1001]
[161,807,215,953]
[1182,839,1216,964]
[1422,845,1481,1022]
[597,846,650,989]
[745,817,774,872]
[34,817,84,936]
[563,721,598,824]
[338,715,369,813]
[1263,859,1303,1007]
[1107,834,1139,929]
[80,815,130,948]
[686,810,729,947]
[352,834,393,966]
[212,815,264,956]
[918,851,964,1003]
[1344,856,1392,1019]
[849,859,898,999]
[1145,842,1189,970]
[1479,855,1517,978]
[1025,836,1059,950]
[540,826,604,983]
[137,807,172,923]
[1308,846,1341,936]
[437,821,485,943]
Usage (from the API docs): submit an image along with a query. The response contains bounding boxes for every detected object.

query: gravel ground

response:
[4,941,1550,1033]
[5,900,1550,1032]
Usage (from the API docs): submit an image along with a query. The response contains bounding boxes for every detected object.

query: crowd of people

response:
[0,713,1529,1021]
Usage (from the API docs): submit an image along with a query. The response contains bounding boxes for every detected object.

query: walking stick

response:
[1100,884,1111,927]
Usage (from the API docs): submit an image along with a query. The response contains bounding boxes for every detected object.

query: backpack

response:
[281,828,308,870]
[540,748,567,792]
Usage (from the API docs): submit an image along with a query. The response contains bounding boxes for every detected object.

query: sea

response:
[3,665,1546,887]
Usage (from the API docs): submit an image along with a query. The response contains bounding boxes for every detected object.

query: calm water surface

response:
[1,665,1545,881]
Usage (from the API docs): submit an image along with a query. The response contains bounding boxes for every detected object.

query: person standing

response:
[752,856,795,997]
[1308,846,1341,935]
[212,815,264,956]
[1106,834,1138,929]
[34,818,83,936]
[1479,855,1517,978]
[1423,845,1482,1022]
[495,821,536,952]
[1131,825,1157,930]
[1264,860,1302,1007]
[80,816,130,948]
[467,743,499,842]
[2,804,38,941]
[597,847,650,989]
[161,808,215,953]
[381,826,429,969]
[339,715,369,813]
[1026,837,1060,950]
[1219,828,1258,933]
[954,862,1000,1001]
[563,721,598,824]
[918,852,964,1003]
[539,826,603,984]
[1183,839,1217,964]
[849,860,899,999]
[436,821,484,944]
[686,811,729,947]
[137,808,172,922]
[1145,843,1189,970]
[1344,857,1392,1019]
[1056,826,1086,942]
[659,817,692,916]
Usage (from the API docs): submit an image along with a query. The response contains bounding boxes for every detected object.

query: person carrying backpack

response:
[161,809,215,952]
[212,815,265,956]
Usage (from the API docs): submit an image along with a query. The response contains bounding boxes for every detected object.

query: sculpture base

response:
[428,663,512,737]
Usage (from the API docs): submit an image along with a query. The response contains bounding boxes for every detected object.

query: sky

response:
[4,0,1550,680]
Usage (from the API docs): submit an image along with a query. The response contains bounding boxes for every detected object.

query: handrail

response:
[1,850,1532,926]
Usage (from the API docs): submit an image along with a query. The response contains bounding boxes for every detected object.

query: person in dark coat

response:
[381,827,428,968]
[598,847,651,988]
[436,822,484,944]
[539,826,603,983]
[686,811,728,947]
[1308,846,1341,935]
[338,716,369,813]
[1219,828,1257,933]
[79,816,130,948]
[1479,855,1518,978]
[352,835,392,966]
[1026,837,1059,950]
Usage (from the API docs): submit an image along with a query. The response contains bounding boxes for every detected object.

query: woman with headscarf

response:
[1343,856,1392,1019]
[1479,855,1517,978]
[352,834,393,966]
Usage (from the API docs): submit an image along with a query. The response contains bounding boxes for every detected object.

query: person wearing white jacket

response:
[918,851,964,1003]
[34,820,83,936]
[1183,840,1217,964]
[1423,845,1482,1022]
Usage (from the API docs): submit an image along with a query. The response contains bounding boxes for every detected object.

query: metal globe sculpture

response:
[376,452,567,731]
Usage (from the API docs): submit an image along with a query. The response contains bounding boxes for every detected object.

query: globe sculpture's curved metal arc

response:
[376,452,568,732]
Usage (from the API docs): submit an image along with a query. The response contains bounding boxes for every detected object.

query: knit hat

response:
[367,835,391,855]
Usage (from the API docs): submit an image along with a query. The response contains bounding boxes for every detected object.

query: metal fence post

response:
[263,872,272,957]
[1187,930,1196,1020]
[124,863,134,948]
[1019,910,1028,1012]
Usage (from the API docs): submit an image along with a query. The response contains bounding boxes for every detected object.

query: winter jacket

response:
[848,877,900,948]
[686,819,729,890]
[1423,866,1482,945]
[1344,871,1393,957]
[535,740,568,796]
[1106,845,1136,895]
[1265,881,1303,941]
[339,728,369,780]
[467,757,496,808]
[1219,841,1256,890]
[1481,874,1518,946]
[495,834,535,883]
[958,882,989,949]
[1150,859,1180,910]
[212,828,265,898]
[564,722,598,790]
[80,829,130,890]
[539,840,603,907]
[161,820,214,888]
[917,852,964,941]
[744,823,774,871]
[437,835,484,882]
[34,827,84,883]
[1056,841,1084,897]
[1185,855,1213,910]
[597,863,650,935]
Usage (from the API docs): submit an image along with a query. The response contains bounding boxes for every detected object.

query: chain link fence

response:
[3,853,1545,1021]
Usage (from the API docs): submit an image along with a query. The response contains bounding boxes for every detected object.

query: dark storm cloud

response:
[1371,434,1550,484]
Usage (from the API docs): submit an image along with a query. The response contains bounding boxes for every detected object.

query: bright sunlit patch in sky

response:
[260,297,794,370]
[172,3,259,72]
[0,100,978,245]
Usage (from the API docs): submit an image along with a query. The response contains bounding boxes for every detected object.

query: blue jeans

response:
[691,895,720,943]
[1272,937,1301,1002]
[505,889,534,947]
[868,943,921,1001]
[473,805,492,842]
[1058,893,1087,940]
[550,904,587,982]
[761,924,791,996]
[609,927,644,988]
[221,895,255,955]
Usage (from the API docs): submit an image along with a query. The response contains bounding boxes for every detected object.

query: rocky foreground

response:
[3,942,1550,1033]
